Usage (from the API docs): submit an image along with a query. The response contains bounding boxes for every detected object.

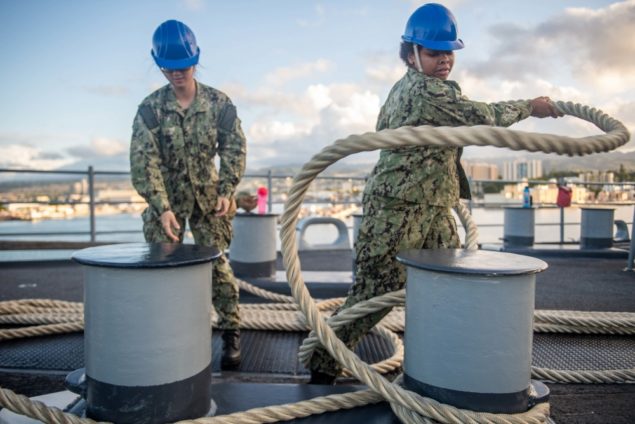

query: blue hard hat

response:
[402,3,464,50]
[151,20,200,70]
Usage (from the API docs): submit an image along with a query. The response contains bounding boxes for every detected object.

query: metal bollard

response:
[397,249,549,414]
[580,207,615,249]
[503,206,535,248]
[229,213,278,279]
[72,243,220,423]
[295,217,350,251]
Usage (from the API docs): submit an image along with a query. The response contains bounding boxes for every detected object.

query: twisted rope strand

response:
[277,101,629,423]
[0,102,631,422]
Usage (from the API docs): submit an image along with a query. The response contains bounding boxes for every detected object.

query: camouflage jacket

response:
[366,68,532,206]
[130,81,246,217]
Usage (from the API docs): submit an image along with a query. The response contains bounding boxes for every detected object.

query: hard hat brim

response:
[402,36,465,51]
[152,48,200,70]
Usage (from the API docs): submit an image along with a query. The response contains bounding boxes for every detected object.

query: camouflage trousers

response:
[142,203,240,330]
[308,195,460,376]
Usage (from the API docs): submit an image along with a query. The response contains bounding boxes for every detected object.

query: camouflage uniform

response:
[308,68,532,375]
[130,81,246,330]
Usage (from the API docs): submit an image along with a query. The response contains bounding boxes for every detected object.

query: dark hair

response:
[399,41,419,69]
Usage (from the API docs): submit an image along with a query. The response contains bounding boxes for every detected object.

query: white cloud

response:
[307,84,332,110]
[67,137,127,158]
[248,121,311,145]
[330,90,380,130]
[447,69,633,160]
[457,70,588,104]
[0,145,74,170]
[264,59,333,87]
[470,0,635,92]
[233,79,381,168]
[365,64,405,85]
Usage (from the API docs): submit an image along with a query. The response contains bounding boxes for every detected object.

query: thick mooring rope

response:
[276,100,629,424]
[0,101,631,423]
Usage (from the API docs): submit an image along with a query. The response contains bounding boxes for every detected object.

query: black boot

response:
[221,330,241,370]
[309,370,336,385]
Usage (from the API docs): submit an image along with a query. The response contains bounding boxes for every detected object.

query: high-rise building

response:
[461,161,499,180]
[503,159,542,180]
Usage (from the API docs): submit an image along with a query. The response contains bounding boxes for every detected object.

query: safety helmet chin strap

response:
[413,44,423,73]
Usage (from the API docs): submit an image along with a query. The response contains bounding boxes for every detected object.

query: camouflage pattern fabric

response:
[130,80,246,330]
[308,195,459,374]
[369,68,532,206]
[130,81,246,216]
[308,69,532,376]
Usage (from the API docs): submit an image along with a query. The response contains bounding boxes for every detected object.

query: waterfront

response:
[0,204,632,247]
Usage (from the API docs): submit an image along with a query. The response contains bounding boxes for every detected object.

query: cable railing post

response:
[267,169,273,213]
[626,205,635,272]
[558,177,565,244]
[88,166,96,242]
[560,207,565,244]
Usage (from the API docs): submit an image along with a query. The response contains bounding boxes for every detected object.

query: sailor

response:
[307,3,562,384]
[130,19,246,369]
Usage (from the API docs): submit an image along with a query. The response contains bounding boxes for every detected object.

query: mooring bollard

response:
[72,243,220,424]
[397,249,549,414]
[295,216,351,251]
[503,206,535,248]
[580,207,615,249]
[229,213,278,279]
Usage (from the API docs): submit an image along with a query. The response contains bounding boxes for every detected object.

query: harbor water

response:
[0,205,632,247]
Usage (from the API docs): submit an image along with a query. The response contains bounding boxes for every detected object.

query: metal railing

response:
[1,167,633,245]
[0,167,367,241]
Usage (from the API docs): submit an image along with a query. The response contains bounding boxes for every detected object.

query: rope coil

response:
[0,100,631,422]
[277,100,630,424]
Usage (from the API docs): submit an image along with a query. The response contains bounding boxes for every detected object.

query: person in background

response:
[130,19,246,370]
[307,3,562,384]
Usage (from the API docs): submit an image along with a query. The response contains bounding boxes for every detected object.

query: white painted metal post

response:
[229,213,278,279]
[73,243,220,423]
[397,249,549,414]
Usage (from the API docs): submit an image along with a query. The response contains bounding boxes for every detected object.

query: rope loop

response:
[0,101,631,423]
[279,101,630,423]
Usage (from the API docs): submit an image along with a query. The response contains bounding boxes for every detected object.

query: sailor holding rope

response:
[307,3,563,384]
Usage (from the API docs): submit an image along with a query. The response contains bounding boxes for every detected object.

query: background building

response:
[503,159,543,180]
[461,161,499,180]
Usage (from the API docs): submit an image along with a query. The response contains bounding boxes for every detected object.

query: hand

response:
[529,96,563,118]
[236,194,258,212]
[215,196,231,217]
[160,210,181,242]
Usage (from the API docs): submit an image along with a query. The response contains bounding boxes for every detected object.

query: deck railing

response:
[0,167,633,244]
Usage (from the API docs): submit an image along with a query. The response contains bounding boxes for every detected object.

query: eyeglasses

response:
[161,67,193,74]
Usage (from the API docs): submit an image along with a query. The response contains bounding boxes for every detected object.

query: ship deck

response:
[0,247,634,423]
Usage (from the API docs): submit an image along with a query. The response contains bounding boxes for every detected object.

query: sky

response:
[1,0,634,174]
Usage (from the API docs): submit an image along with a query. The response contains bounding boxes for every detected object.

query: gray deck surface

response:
[1,249,634,423]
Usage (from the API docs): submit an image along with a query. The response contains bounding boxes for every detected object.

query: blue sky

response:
[1,0,633,172]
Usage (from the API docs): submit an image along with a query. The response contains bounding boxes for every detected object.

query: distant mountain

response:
[462,149,635,174]
[0,154,130,186]
[251,149,635,178]
[541,150,635,173]
[3,147,632,186]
